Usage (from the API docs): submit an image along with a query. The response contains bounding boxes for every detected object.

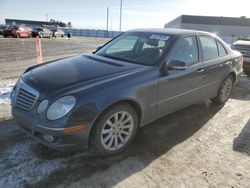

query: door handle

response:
[219,61,232,67]
[196,68,204,73]
[224,61,232,65]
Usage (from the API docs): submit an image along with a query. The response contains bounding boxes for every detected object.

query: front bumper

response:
[12,105,90,152]
[243,57,250,72]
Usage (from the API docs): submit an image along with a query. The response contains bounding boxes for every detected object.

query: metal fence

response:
[62,28,122,38]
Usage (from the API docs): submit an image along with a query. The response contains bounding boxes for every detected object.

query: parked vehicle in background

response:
[11,29,243,156]
[32,27,53,38]
[3,26,32,38]
[231,34,250,76]
[0,24,7,36]
[52,29,65,38]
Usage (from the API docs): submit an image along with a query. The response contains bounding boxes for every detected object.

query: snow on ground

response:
[0,138,89,188]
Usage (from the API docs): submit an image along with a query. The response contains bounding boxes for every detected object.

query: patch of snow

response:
[0,139,87,187]
[0,80,15,105]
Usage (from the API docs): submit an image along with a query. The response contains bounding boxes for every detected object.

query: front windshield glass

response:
[96,32,172,65]
[242,34,250,40]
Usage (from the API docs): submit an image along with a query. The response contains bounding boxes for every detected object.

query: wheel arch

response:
[228,71,236,83]
[88,98,142,146]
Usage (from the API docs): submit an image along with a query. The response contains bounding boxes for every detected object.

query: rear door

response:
[198,35,230,99]
[157,35,204,118]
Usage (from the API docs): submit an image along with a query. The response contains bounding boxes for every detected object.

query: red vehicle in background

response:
[3,26,32,38]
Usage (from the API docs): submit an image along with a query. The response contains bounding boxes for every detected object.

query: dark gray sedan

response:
[11,29,243,156]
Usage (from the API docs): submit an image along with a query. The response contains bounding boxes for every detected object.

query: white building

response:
[164,15,250,44]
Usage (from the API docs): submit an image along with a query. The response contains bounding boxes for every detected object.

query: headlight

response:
[37,99,49,114]
[47,96,76,120]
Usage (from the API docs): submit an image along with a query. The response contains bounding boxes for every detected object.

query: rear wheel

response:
[211,75,234,105]
[89,104,138,156]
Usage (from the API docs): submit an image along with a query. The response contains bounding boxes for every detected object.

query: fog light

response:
[43,134,55,143]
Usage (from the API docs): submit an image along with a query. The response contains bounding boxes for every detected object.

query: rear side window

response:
[217,41,227,56]
[199,36,218,60]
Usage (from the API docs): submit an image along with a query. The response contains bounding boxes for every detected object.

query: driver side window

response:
[168,36,198,65]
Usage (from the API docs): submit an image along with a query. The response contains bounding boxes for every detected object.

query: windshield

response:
[35,28,43,31]
[242,34,250,40]
[96,32,172,66]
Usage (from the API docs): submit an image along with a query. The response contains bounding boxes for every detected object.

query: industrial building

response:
[164,15,250,44]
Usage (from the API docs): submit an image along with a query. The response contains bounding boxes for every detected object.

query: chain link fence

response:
[62,28,122,38]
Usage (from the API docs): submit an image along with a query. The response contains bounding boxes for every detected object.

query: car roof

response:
[128,28,213,36]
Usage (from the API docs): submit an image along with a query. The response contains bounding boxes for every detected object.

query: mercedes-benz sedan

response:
[11,29,243,156]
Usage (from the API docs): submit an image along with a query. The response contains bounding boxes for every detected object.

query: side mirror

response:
[166,60,187,71]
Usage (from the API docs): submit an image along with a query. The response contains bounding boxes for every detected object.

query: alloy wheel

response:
[220,78,233,101]
[101,111,134,151]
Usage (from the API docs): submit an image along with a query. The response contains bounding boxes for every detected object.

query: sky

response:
[1,0,250,31]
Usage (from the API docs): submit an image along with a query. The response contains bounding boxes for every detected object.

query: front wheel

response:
[211,75,234,105]
[89,104,138,156]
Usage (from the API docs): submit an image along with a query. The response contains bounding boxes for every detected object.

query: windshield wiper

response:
[102,54,141,65]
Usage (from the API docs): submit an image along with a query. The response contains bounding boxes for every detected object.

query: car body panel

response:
[11,29,243,151]
[157,61,204,118]
[232,38,250,74]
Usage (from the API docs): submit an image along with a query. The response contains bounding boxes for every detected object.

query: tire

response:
[89,104,138,156]
[211,75,234,105]
[245,71,250,77]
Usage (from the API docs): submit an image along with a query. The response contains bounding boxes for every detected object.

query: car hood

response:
[21,54,145,95]
[233,40,250,47]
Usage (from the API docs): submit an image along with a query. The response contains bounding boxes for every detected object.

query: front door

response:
[157,35,204,118]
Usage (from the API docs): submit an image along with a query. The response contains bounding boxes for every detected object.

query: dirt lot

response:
[0,37,250,188]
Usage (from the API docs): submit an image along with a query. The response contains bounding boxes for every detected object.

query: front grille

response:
[15,79,39,111]
[234,47,250,57]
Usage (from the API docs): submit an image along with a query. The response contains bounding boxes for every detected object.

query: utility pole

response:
[106,7,109,37]
[119,0,122,31]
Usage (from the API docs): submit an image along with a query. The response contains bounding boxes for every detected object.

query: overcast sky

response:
[0,0,250,31]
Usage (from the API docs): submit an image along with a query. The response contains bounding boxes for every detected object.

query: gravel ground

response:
[0,37,109,80]
[0,37,250,188]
